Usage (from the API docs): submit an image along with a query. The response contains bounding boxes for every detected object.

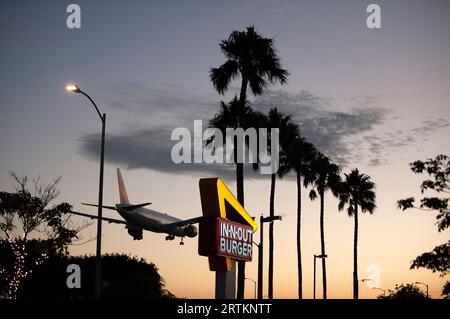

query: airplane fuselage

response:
[115,204,197,238]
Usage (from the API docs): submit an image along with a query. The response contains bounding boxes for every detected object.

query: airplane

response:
[69,168,203,245]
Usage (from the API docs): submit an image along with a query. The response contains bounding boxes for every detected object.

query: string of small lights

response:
[0,237,48,299]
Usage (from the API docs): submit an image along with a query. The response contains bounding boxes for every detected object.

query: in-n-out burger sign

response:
[216,218,253,261]
[198,178,257,271]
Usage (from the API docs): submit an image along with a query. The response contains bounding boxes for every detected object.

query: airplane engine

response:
[126,224,143,240]
[183,225,197,238]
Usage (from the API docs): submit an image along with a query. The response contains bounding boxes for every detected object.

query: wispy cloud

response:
[79,84,450,177]
[410,118,450,136]
[252,91,389,166]
[79,126,236,179]
[80,81,237,179]
[102,81,218,127]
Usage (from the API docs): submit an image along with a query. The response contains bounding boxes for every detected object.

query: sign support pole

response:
[215,261,236,299]
[257,215,263,299]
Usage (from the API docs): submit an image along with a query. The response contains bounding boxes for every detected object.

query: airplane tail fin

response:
[117,168,130,204]
[123,202,152,211]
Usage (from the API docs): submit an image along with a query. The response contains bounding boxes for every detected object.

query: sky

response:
[1,0,450,298]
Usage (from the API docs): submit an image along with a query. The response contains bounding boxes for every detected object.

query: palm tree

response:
[210,26,288,298]
[305,153,341,299]
[210,25,289,205]
[338,169,376,299]
[283,137,317,299]
[208,97,263,150]
[263,108,298,299]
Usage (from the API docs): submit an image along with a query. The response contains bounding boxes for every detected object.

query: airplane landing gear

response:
[165,235,175,241]
[180,238,184,245]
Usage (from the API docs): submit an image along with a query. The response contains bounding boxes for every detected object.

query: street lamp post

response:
[245,278,257,299]
[415,281,429,298]
[257,214,282,299]
[66,84,105,299]
[253,240,261,298]
[313,254,327,299]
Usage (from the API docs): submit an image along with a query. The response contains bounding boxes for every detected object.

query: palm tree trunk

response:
[236,163,244,205]
[353,203,359,299]
[296,170,303,299]
[236,162,245,299]
[239,76,248,106]
[268,172,276,299]
[320,190,327,299]
[236,76,247,300]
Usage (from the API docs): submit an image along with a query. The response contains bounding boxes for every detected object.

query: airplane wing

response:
[82,203,117,210]
[70,211,127,225]
[163,216,204,230]
[82,202,152,211]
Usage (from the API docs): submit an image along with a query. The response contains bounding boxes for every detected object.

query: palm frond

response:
[209,60,239,95]
[211,26,289,97]
[309,189,317,201]
[338,168,377,216]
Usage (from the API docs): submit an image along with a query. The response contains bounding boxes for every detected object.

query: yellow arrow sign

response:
[216,178,257,231]
[198,178,257,271]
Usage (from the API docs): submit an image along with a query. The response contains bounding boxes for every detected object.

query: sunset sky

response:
[1,0,449,298]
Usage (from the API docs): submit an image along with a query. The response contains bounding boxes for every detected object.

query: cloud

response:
[253,91,450,167]
[410,118,450,136]
[101,81,219,128]
[79,126,236,180]
[78,84,450,177]
[252,91,389,166]
[80,81,240,179]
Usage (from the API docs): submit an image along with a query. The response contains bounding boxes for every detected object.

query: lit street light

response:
[66,84,106,299]
[313,254,327,299]
[66,84,81,93]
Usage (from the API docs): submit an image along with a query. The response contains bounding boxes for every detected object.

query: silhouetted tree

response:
[0,171,90,299]
[397,155,450,277]
[209,98,263,135]
[208,98,265,174]
[210,25,289,207]
[261,108,298,299]
[410,241,450,276]
[210,26,288,298]
[442,281,450,299]
[338,169,376,299]
[378,283,428,299]
[304,154,341,299]
[14,253,174,299]
[284,136,317,299]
